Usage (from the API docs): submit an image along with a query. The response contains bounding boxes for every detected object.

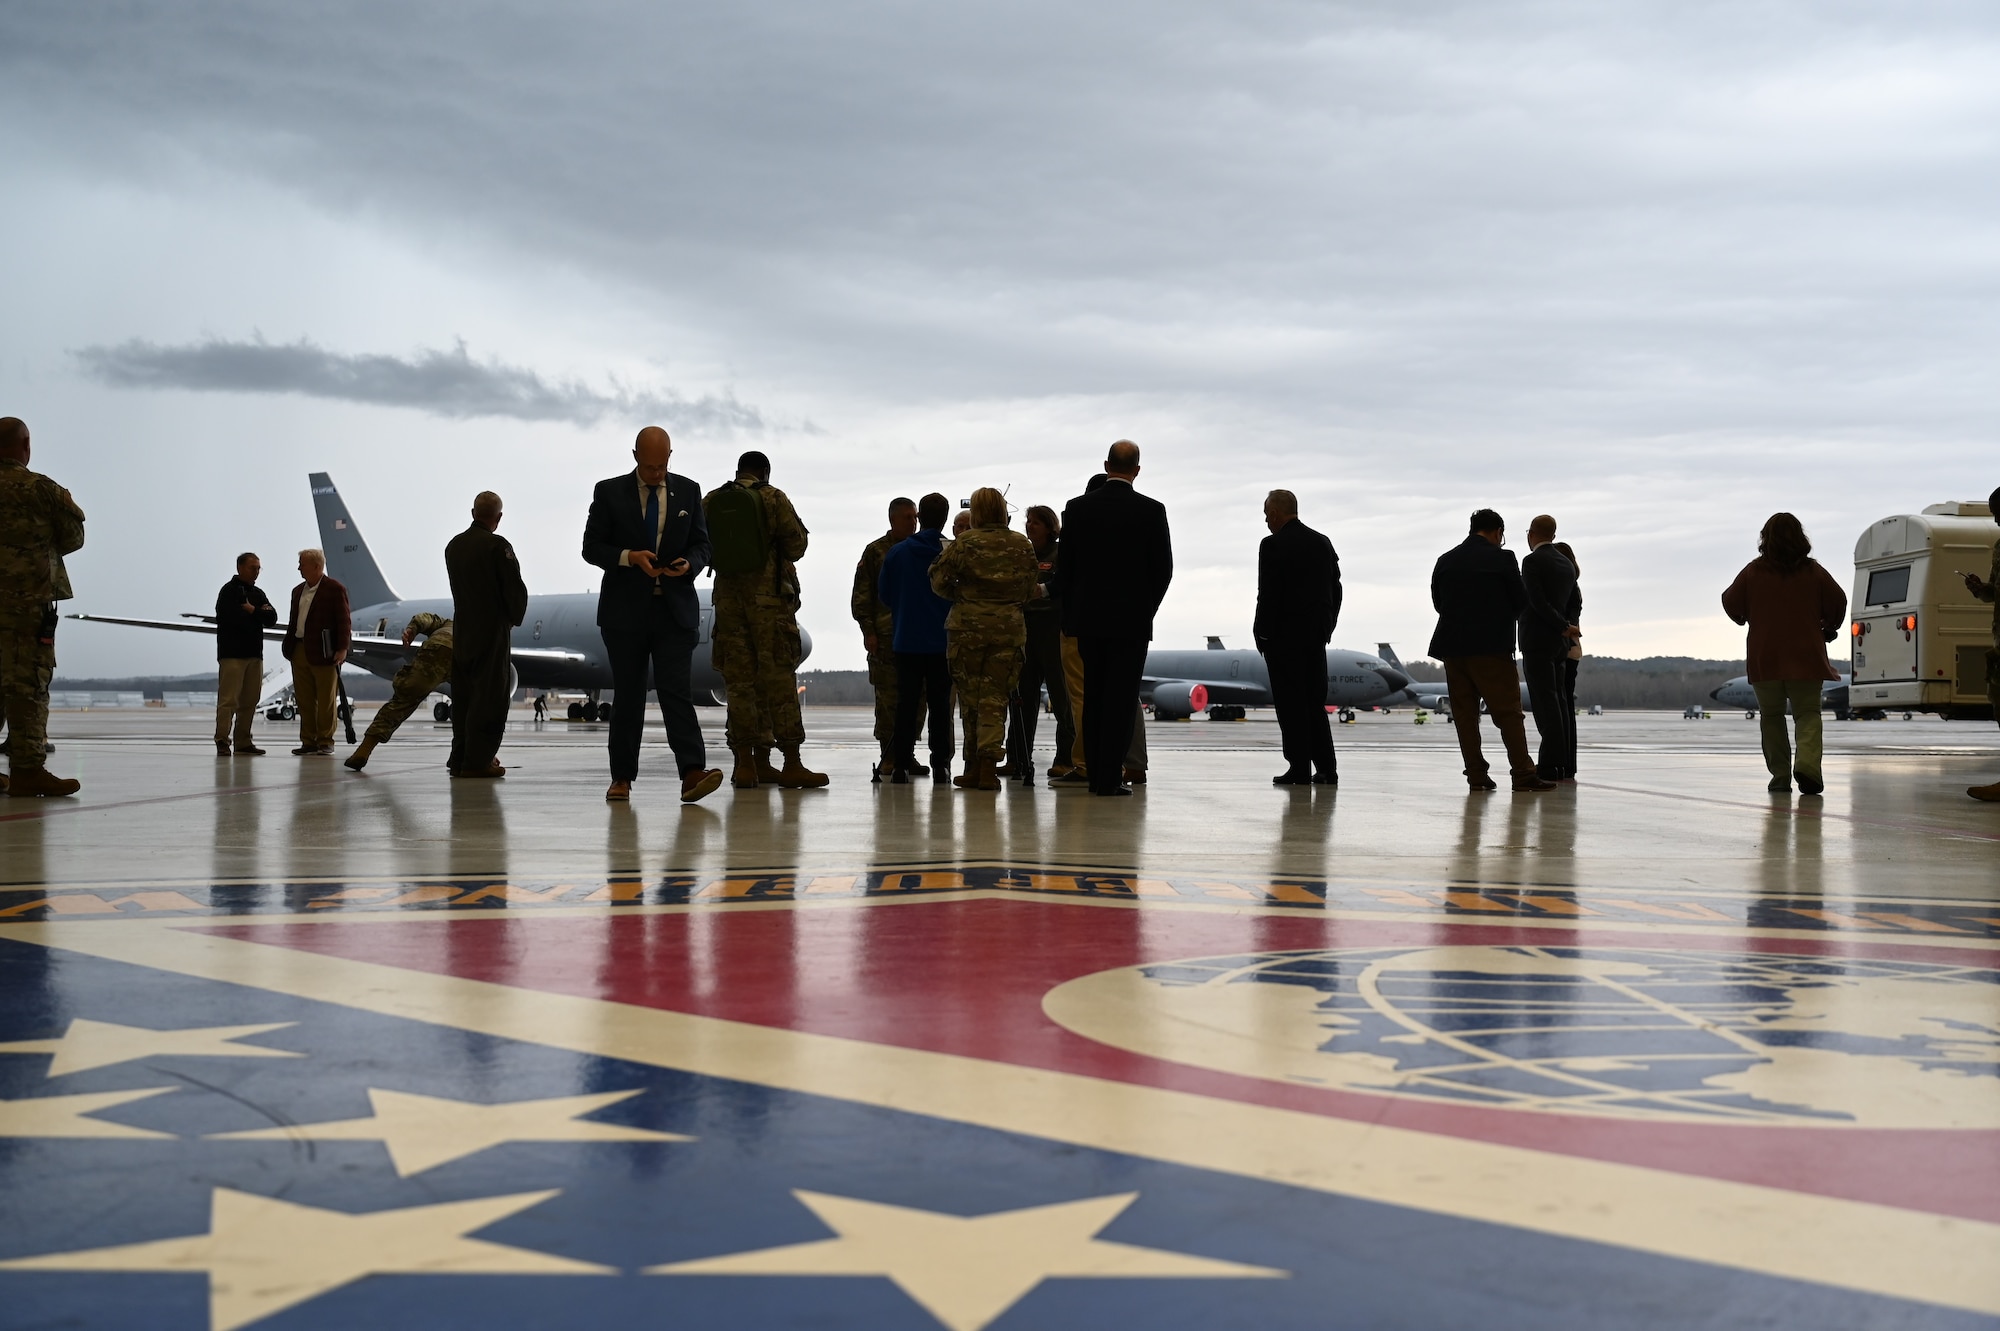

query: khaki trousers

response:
[214,658,264,749]
[1751,680,1824,784]
[291,657,339,749]
[1442,654,1536,782]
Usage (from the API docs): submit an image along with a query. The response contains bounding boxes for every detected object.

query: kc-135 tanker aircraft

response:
[76,473,1423,719]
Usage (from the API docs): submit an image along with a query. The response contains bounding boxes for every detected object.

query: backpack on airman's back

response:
[707,480,770,575]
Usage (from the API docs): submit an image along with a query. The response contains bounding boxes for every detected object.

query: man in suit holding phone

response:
[1052,439,1173,796]
[583,426,724,803]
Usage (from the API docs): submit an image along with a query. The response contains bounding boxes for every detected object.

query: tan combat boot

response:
[7,767,80,798]
[343,738,378,771]
[753,746,785,784]
[776,748,829,788]
[972,756,1001,791]
[1969,782,2000,803]
[731,748,761,788]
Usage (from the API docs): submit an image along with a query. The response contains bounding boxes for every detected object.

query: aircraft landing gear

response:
[598,702,614,722]
[433,700,452,722]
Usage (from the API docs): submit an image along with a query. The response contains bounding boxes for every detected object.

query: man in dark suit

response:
[1519,513,1582,782]
[1052,439,1172,796]
[582,426,723,803]
[445,491,530,778]
[1428,509,1555,793]
[1254,489,1341,786]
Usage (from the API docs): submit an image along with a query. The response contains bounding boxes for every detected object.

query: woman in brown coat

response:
[1720,513,1848,794]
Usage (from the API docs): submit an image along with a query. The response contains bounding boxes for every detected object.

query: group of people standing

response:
[855,440,1173,796]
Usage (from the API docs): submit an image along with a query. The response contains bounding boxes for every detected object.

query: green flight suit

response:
[852,528,907,750]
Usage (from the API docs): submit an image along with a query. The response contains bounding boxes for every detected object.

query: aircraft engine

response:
[1151,680,1209,720]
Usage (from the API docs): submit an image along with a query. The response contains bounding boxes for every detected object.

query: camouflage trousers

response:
[867,646,899,748]
[712,588,805,751]
[947,630,1024,762]
[363,642,452,746]
[0,602,55,771]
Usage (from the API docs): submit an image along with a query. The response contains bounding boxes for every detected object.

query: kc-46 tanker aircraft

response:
[73,473,813,719]
[1142,637,1411,720]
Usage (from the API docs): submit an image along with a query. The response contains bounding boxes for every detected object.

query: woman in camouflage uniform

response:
[929,488,1039,790]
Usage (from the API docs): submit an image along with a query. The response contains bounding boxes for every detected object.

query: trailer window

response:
[1864,566,1911,606]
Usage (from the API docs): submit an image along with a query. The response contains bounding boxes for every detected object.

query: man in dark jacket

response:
[879,492,954,782]
[1519,514,1582,782]
[1053,440,1173,796]
[213,552,277,756]
[1428,509,1554,793]
[445,491,529,778]
[582,426,723,803]
[281,549,350,757]
[1253,490,1341,785]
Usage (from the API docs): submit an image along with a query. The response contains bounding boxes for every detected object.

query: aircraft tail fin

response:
[308,473,398,610]
[1376,642,1405,669]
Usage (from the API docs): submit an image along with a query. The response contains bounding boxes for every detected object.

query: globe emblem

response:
[1043,945,2000,1128]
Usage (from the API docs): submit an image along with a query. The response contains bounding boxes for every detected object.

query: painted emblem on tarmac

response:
[1044,945,2000,1128]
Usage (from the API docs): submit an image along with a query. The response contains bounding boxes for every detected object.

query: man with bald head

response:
[1052,439,1173,796]
[0,417,86,796]
[444,490,529,777]
[583,427,723,802]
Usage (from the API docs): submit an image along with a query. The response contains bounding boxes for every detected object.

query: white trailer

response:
[1848,500,1997,719]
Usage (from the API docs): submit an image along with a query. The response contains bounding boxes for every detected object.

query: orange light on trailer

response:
[1850,621,1865,638]
[1899,615,1917,631]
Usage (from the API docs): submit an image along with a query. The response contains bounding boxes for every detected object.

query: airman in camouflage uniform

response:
[852,497,919,774]
[0,418,86,797]
[1965,486,2000,802]
[706,452,827,788]
[929,488,1039,790]
[344,612,454,770]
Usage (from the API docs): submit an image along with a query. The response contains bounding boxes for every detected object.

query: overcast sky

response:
[4,1,1997,677]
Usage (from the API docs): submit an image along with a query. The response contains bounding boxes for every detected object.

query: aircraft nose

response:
[1375,666,1410,692]
[798,625,814,662]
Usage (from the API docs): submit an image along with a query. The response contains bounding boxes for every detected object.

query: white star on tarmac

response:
[208,1086,690,1175]
[0,1186,613,1331]
[0,1087,177,1139]
[650,1190,1286,1331]
[0,1018,302,1077]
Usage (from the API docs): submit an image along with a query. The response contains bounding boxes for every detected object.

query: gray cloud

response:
[72,335,767,432]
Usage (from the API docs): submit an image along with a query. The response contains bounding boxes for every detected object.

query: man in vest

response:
[704,451,827,788]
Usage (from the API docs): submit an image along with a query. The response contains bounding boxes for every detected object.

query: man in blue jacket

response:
[879,492,955,783]
[1428,509,1555,793]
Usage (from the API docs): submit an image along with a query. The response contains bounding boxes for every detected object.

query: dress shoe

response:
[1767,778,1791,793]
[5,767,80,798]
[680,768,724,803]
[931,764,952,785]
[1467,776,1498,791]
[889,768,911,785]
[1123,766,1147,785]
[1795,771,1825,796]
[451,762,506,779]
[292,746,315,756]
[216,741,233,757]
[1512,776,1558,792]
[1311,771,1339,786]
[1091,785,1133,797]
[235,745,266,756]
[605,780,631,801]
[1272,768,1312,785]
[776,750,830,788]
[1055,768,1089,784]
[1968,782,2000,802]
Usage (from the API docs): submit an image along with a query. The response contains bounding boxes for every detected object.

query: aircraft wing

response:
[69,614,584,665]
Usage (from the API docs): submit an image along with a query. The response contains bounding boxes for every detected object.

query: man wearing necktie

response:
[583,426,724,802]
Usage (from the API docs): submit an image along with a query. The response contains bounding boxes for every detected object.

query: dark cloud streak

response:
[72,335,767,432]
